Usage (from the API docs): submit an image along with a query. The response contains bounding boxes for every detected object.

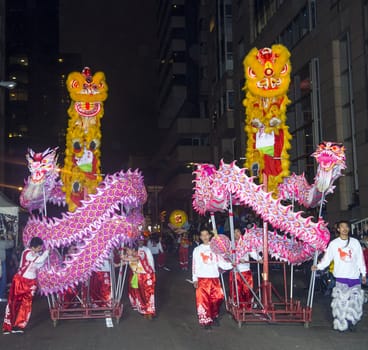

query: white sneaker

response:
[0,298,7,303]
[163,267,171,271]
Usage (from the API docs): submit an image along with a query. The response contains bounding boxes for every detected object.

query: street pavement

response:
[0,255,367,350]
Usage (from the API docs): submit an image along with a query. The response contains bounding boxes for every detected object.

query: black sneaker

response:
[202,325,212,330]
[11,327,24,334]
[212,318,220,327]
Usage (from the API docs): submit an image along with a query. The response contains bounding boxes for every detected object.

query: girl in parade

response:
[122,236,156,320]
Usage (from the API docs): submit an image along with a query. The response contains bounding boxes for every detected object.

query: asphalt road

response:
[0,256,367,350]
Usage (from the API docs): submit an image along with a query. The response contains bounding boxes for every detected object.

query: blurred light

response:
[0,81,17,89]
[58,58,64,63]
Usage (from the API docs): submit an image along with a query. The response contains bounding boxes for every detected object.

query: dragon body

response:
[23,169,147,295]
[193,161,331,264]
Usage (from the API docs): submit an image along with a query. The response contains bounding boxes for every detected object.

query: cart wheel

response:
[238,321,242,329]
[304,322,309,329]
[53,319,58,328]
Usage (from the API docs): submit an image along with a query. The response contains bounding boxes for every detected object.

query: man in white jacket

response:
[312,220,366,332]
[192,229,232,329]
[3,237,49,334]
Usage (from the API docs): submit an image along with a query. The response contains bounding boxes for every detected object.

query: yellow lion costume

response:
[243,45,292,193]
[62,67,108,211]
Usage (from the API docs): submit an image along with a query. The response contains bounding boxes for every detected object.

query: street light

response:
[0,81,17,89]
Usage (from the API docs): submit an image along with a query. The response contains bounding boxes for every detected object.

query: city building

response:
[152,0,211,224]
[232,0,368,224]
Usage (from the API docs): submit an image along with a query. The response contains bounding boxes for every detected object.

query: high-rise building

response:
[232,0,368,224]
[0,0,6,185]
[2,0,80,201]
[153,0,211,222]
[205,0,237,164]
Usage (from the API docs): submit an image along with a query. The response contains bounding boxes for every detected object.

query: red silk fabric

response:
[128,272,156,316]
[229,270,254,307]
[89,271,111,307]
[3,275,37,332]
[195,277,224,326]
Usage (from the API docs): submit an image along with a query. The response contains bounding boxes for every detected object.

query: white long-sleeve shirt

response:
[147,240,163,255]
[18,249,49,279]
[192,243,232,282]
[236,250,260,272]
[317,237,366,279]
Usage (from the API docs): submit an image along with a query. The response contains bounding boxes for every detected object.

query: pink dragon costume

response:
[19,68,148,296]
[193,141,346,265]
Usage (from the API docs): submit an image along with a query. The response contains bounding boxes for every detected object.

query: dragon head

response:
[243,45,291,98]
[313,141,346,193]
[312,141,346,172]
[26,147,59,184]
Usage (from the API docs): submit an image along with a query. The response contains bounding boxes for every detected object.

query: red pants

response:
[179,246,189,269]
[61,286,79,308]
[229,270,254,307]
[157,252,166,269]
[3,274,37,332]
[128,272,156,316]
[89,271,111,307]
[196,277,224,326]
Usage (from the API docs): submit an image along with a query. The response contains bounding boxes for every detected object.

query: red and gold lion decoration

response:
[62,67,108,211]
[243,45,292,193]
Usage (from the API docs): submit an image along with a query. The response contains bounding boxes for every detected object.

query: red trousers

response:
[179,246,189,269]
[61,286,79,308]
[3,274,37,332]
[128,272,156,316]
[157,252,166,268]
[196,277,224,326]
[229,270,254,307]
[89,271,111,307]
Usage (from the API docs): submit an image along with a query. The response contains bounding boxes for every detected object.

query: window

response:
[336,34,358,209]
[288,60,322,182]
[227,90,235,110]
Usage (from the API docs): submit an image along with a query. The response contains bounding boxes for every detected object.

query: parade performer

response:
[192,229,232,329]
[61,245,80,308]
[178,233,190,271]
[0,234,14,302]
[147,233,163,268]
[89,259,112,307]
[123,237,156,319]
[312,221,367,332]
[3,237,49,334]
[229,228,262,308]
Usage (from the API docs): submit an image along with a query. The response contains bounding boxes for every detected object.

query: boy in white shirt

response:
[192,229,232,329]
[312,221,366,332]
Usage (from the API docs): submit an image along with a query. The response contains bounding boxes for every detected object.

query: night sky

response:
[59,1,158,173]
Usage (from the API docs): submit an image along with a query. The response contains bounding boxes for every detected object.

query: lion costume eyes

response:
[247,67,256,78]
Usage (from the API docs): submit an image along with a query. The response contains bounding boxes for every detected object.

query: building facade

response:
[233,0,368,224]
[153,0,211,223]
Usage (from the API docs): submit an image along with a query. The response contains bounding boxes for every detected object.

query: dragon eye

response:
[331,145,339,152]
[71,80,79,89]
[247,67,256,78]
[89,140,97,151]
